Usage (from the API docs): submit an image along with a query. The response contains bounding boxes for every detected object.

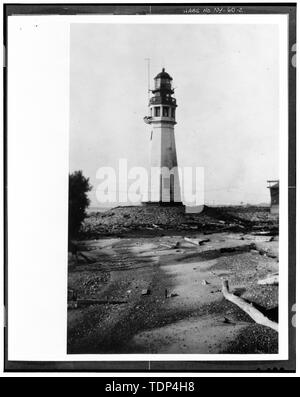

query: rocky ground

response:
[68,206,279,355]
[80,205,278,238]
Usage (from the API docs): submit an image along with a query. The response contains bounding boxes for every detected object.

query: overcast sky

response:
[70,22,279,206]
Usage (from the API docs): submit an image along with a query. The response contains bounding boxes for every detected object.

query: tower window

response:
[163,107,169,117]
[154,107,160,117]
[171,108,175,118]
[163,177,170,189]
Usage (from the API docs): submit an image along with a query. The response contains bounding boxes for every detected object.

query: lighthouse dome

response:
[154,68,173,81]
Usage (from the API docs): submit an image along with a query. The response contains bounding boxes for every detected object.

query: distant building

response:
[267,180,279,214]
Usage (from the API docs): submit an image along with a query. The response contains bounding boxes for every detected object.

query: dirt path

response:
[67,233,278,354]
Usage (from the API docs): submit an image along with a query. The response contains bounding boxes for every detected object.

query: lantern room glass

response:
[155,78,172,90]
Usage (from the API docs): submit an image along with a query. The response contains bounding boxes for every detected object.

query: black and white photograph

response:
[68,18,284,355]
[3,2,296,374]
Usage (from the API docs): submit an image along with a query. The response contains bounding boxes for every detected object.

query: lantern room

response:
[153,68,173,91]
[148,68,177,124]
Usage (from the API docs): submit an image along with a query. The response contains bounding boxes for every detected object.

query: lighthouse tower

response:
[144,68,182,205]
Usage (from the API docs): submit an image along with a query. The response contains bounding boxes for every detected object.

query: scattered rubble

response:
[219,243,256,253]
[69,299,127,309]
[257,274,279,286]
[68,205,279,354]
[160,243,175,249]
[68,301,78,309]
[184,237,210,246]
[166,292,179,298]
[222,280,278,332]
[68,288,77,302]
[80,205,279,238]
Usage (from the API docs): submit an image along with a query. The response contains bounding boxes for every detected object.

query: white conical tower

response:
[144,68,182,206]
